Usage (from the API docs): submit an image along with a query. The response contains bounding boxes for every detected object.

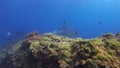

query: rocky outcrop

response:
[0,32,120,68]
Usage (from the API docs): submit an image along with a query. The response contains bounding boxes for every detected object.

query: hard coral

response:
[115,32,120,38]
[100,33,114,39]
[0,32,120,68]
[23,31,41,44]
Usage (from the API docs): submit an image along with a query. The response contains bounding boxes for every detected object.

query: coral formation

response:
[0,32,120,68]
[23,31,41,44]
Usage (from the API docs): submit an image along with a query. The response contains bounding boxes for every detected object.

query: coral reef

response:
[23,31,41,44]
[0,32,120,68]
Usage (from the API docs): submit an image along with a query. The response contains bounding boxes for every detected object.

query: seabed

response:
[0,32,120,68]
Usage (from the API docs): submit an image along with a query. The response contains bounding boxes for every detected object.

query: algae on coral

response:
[0,32,120,68]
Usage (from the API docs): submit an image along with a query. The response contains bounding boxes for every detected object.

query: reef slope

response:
[0,32,120,68]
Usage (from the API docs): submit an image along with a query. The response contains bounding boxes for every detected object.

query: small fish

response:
[54,21,78,38]
[6,32,11,36]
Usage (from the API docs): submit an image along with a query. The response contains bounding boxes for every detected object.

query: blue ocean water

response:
[0,0,120,46]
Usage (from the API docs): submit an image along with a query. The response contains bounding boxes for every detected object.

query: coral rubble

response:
[0,32,120,68]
